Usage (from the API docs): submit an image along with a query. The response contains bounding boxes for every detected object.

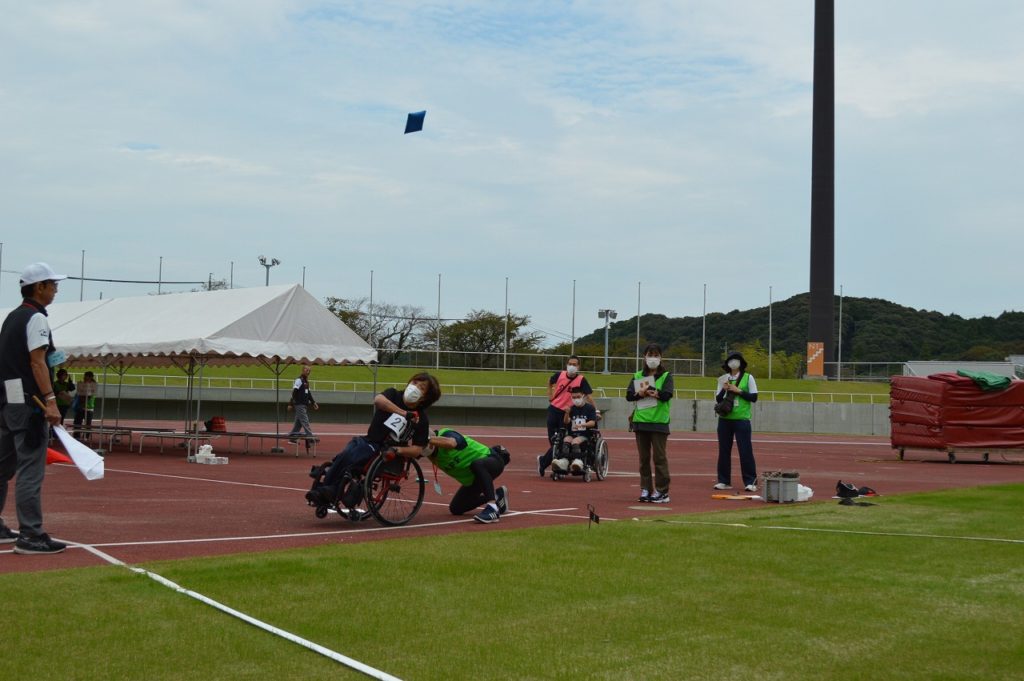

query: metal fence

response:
[79,374,890,404]
[372,348,704,375]
[374,348,904,380]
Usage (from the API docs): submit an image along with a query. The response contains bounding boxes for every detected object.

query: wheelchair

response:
[549,427,609,483]
[307,450,425,526]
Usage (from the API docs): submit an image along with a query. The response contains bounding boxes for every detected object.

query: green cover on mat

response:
[956,369,1012,391]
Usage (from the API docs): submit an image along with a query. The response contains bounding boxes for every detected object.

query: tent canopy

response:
[15,284,376,368]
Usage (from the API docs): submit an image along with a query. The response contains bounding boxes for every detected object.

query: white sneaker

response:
[570,458,584,473]
[553,458,570,473]
[713,482,731,490]
[744,484,758,493]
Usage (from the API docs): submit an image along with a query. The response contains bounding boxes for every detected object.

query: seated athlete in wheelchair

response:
[306,373,440,520]
[550,385,608,481]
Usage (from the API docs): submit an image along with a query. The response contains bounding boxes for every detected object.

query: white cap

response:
[19,262,68,286]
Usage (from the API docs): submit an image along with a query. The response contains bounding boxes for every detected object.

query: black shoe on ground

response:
[495,486,509,515]
[474,506,500,524]
[536,454,545,477]
[0,525,19,544]
[13,533,66,555]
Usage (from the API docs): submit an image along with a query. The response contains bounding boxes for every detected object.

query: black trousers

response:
[449,454,505,515]
[716,418,757,487]
[537,405,565,472]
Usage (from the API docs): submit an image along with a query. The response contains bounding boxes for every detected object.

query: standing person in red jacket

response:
[537,355,595,476]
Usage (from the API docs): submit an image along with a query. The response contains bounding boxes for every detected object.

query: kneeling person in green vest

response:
[425,428,511,524]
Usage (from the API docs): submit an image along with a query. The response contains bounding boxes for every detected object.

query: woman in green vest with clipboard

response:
[626,343,674,503]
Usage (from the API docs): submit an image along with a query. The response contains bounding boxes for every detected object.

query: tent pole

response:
[271,358,284,453]
[185,356,195,436]
[95,362,109,455]
[194,357,207,459]
[115,360,125,435]
[371,363,378,418]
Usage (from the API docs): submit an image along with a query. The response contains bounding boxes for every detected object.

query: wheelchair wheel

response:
[363,455,425,526]
[595,438,609,480]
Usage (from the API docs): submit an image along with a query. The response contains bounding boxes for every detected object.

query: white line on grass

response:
[74,542,403,681]
[67,507,580,549]
[637,518,1024,544]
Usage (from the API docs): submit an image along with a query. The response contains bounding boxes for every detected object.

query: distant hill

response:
[571,293,1024,362]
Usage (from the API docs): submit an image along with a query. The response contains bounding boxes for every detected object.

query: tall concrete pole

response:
[808,0,835,375]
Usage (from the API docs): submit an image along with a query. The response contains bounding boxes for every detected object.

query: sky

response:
[2,1,1022,345]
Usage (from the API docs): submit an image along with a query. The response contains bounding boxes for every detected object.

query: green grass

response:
[4,485,1023,680]
[83,364,891,401]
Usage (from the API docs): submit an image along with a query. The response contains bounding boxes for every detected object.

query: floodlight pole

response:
[701,284,707,377]
[503,276,509,371]
[769,285,774,380]
[571,280,576,355]
[635,282,641,373]
[79,250,85,301]
[838,284,844,380]
[259,255,281,286]
[599,309,616,374]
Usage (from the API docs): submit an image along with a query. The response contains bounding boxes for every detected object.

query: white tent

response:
[38,284,375,367]
[5,285,377,446]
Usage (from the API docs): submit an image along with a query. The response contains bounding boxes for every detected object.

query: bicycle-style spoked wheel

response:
[595,438,610,480]
[363,455,425,526]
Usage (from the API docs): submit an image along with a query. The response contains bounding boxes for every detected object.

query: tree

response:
[439,310,544,368]
[324,296,432,362]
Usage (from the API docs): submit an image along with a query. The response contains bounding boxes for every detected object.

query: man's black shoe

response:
[13,533,67,555]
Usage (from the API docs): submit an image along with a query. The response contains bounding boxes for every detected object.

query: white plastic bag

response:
[797,484,813,502]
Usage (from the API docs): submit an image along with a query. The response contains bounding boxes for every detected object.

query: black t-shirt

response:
[0,300,54,405]
[365,387,430,446]
[568,403,598,434]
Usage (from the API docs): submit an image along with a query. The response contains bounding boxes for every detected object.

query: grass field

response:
[5,484,1022,680]
[82,364,892,402]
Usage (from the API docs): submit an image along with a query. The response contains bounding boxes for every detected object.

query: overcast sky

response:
[2,1,1022,344]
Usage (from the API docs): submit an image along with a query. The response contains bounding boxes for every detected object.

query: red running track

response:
[3,422,1023,573]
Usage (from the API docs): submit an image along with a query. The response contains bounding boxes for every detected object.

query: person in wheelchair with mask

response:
[553,384,599,474]
[306,372,441,513]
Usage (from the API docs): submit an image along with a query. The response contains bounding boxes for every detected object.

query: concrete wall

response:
[95,385,890,436]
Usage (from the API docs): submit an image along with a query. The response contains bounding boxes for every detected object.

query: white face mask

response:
[566,364,579,376]
[572,397,585,407]
[728,359,741,371]
[645,356,660,369]
[403,383,423,404]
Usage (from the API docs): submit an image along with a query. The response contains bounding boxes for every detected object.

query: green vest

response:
[631,370,671,424]
[721,372,752,421]
[432,428,493,486]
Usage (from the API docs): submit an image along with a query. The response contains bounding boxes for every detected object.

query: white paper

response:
[4,378,25,404]
[53,425,104,480]
[633,378,658,410]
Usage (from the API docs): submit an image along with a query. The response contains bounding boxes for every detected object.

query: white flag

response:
[53,425,104,480]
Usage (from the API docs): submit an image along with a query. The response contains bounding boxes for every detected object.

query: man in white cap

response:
[0,262,68,554]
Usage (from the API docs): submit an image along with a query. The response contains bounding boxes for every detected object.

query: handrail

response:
[80,373,889,403]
